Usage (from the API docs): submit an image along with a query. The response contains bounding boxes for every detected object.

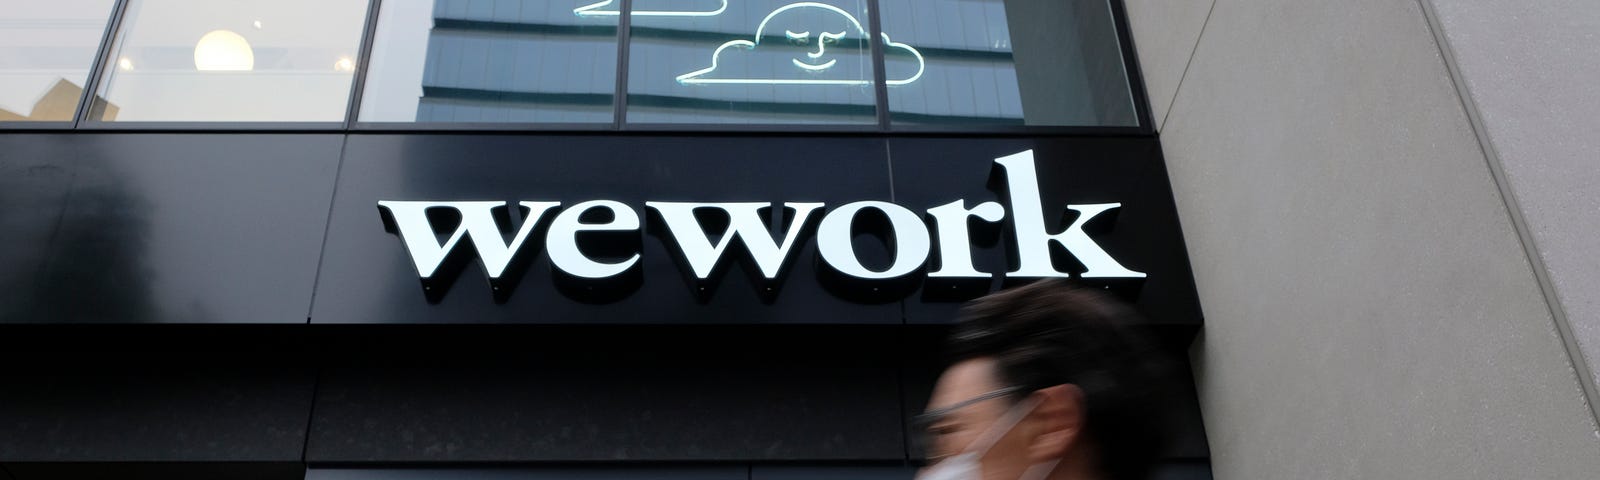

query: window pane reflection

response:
[879,0,1137,127]
[623,0,877,124]
[0,0,116,122]
[91,0,369,122]
[359,0,618,123]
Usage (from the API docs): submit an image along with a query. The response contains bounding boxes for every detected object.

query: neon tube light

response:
[675,2,924,86]
[574,0,729,17]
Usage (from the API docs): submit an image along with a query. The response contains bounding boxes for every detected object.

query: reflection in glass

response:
[623,0,878,124]
[880,0,1137,126]
[0,0,117,121]
[360,0,618,123]
[90,0,369,122]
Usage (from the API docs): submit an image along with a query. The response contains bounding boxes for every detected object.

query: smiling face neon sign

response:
[674,2,925,86]
[784,29,845,71]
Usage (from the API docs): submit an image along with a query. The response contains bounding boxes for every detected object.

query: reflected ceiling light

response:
[194,30,254,71]
[334,57,355,72]
[253,20,263,29]
[117,58,133,70]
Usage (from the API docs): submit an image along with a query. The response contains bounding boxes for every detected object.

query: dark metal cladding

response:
[0,133,341,324]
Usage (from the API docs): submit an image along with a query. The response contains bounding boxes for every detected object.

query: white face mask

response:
[918,451,983,480]
[916,395,1062,480]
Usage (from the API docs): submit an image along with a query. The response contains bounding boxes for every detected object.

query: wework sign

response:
[378,150,1145,303]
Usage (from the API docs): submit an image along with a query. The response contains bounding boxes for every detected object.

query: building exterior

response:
[1,0,1596,479]
[1122,0,1600,477]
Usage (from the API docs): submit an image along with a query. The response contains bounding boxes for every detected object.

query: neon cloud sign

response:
[676,2,925,86]
[574,0,729,17]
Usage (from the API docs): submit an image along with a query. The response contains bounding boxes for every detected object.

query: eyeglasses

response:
[911,386,1022,463]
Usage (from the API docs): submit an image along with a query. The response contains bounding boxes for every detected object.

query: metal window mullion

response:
[343,0,386,129]
[865,0,891,131]
[612,0,634,130]
[1106,0,1155,134]
[74,0,131,127]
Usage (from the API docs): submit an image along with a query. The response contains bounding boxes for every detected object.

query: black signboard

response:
[311,135,1199,326]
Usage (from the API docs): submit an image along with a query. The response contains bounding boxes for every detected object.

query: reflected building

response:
[0,79,119,121]
[412,0,618,122]
[407,0,1132,125]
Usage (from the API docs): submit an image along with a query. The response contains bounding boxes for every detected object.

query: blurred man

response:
[916,280,1174,480]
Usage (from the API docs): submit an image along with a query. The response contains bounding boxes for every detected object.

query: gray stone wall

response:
[1124,0,1600,477]
[1423,0,1600,411]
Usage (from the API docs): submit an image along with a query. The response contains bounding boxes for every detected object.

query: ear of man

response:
[1027,384,1087,463]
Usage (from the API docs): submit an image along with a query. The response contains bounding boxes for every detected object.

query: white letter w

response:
[378,201,560,279]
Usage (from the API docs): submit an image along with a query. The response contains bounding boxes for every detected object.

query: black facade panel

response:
[1151,349,1214,461]
[311,135,1200,328]
[0,135,77,321]
[751,466,913,480]
[312,135,899,324]
[305,326,906,462]
[2,463,306,480]
[307,466,747,480]
[0,358,315,461]
[1,134,342,324]
[0,132,1206,467]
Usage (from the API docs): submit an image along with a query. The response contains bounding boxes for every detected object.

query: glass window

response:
[359,0,619,123]
[0,0,117,122]
[878,0,1137,126]
[623,0,878,124]
[89,0,370,122]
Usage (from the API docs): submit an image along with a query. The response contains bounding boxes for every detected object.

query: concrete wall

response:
[1423,0,1600,408]
[1123,0,1600,477]
[1121,0,1211,131]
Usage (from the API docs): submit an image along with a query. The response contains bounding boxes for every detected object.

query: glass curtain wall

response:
[89,0,370,122]
[879,0,1138,126]
[623,0,878,124]
[360,0,619,123]
[1,0,1141,128]
[0,0,118,121]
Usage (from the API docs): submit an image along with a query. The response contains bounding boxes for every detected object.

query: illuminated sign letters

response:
[994,151,1146,279]
[647,202,823,280]
[378,150,1143,300]
[816,201,930,279]
[378,200,558,280]
[546,200,642,278]
[925,199,1005,279]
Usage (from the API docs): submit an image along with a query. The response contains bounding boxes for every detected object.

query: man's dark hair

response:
[947,279,1175,480]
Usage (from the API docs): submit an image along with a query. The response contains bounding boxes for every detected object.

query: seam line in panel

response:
[1157,0,1216,132]
[300,367,325,462]
[304,135,353,324]
[1415,0,1600,435]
